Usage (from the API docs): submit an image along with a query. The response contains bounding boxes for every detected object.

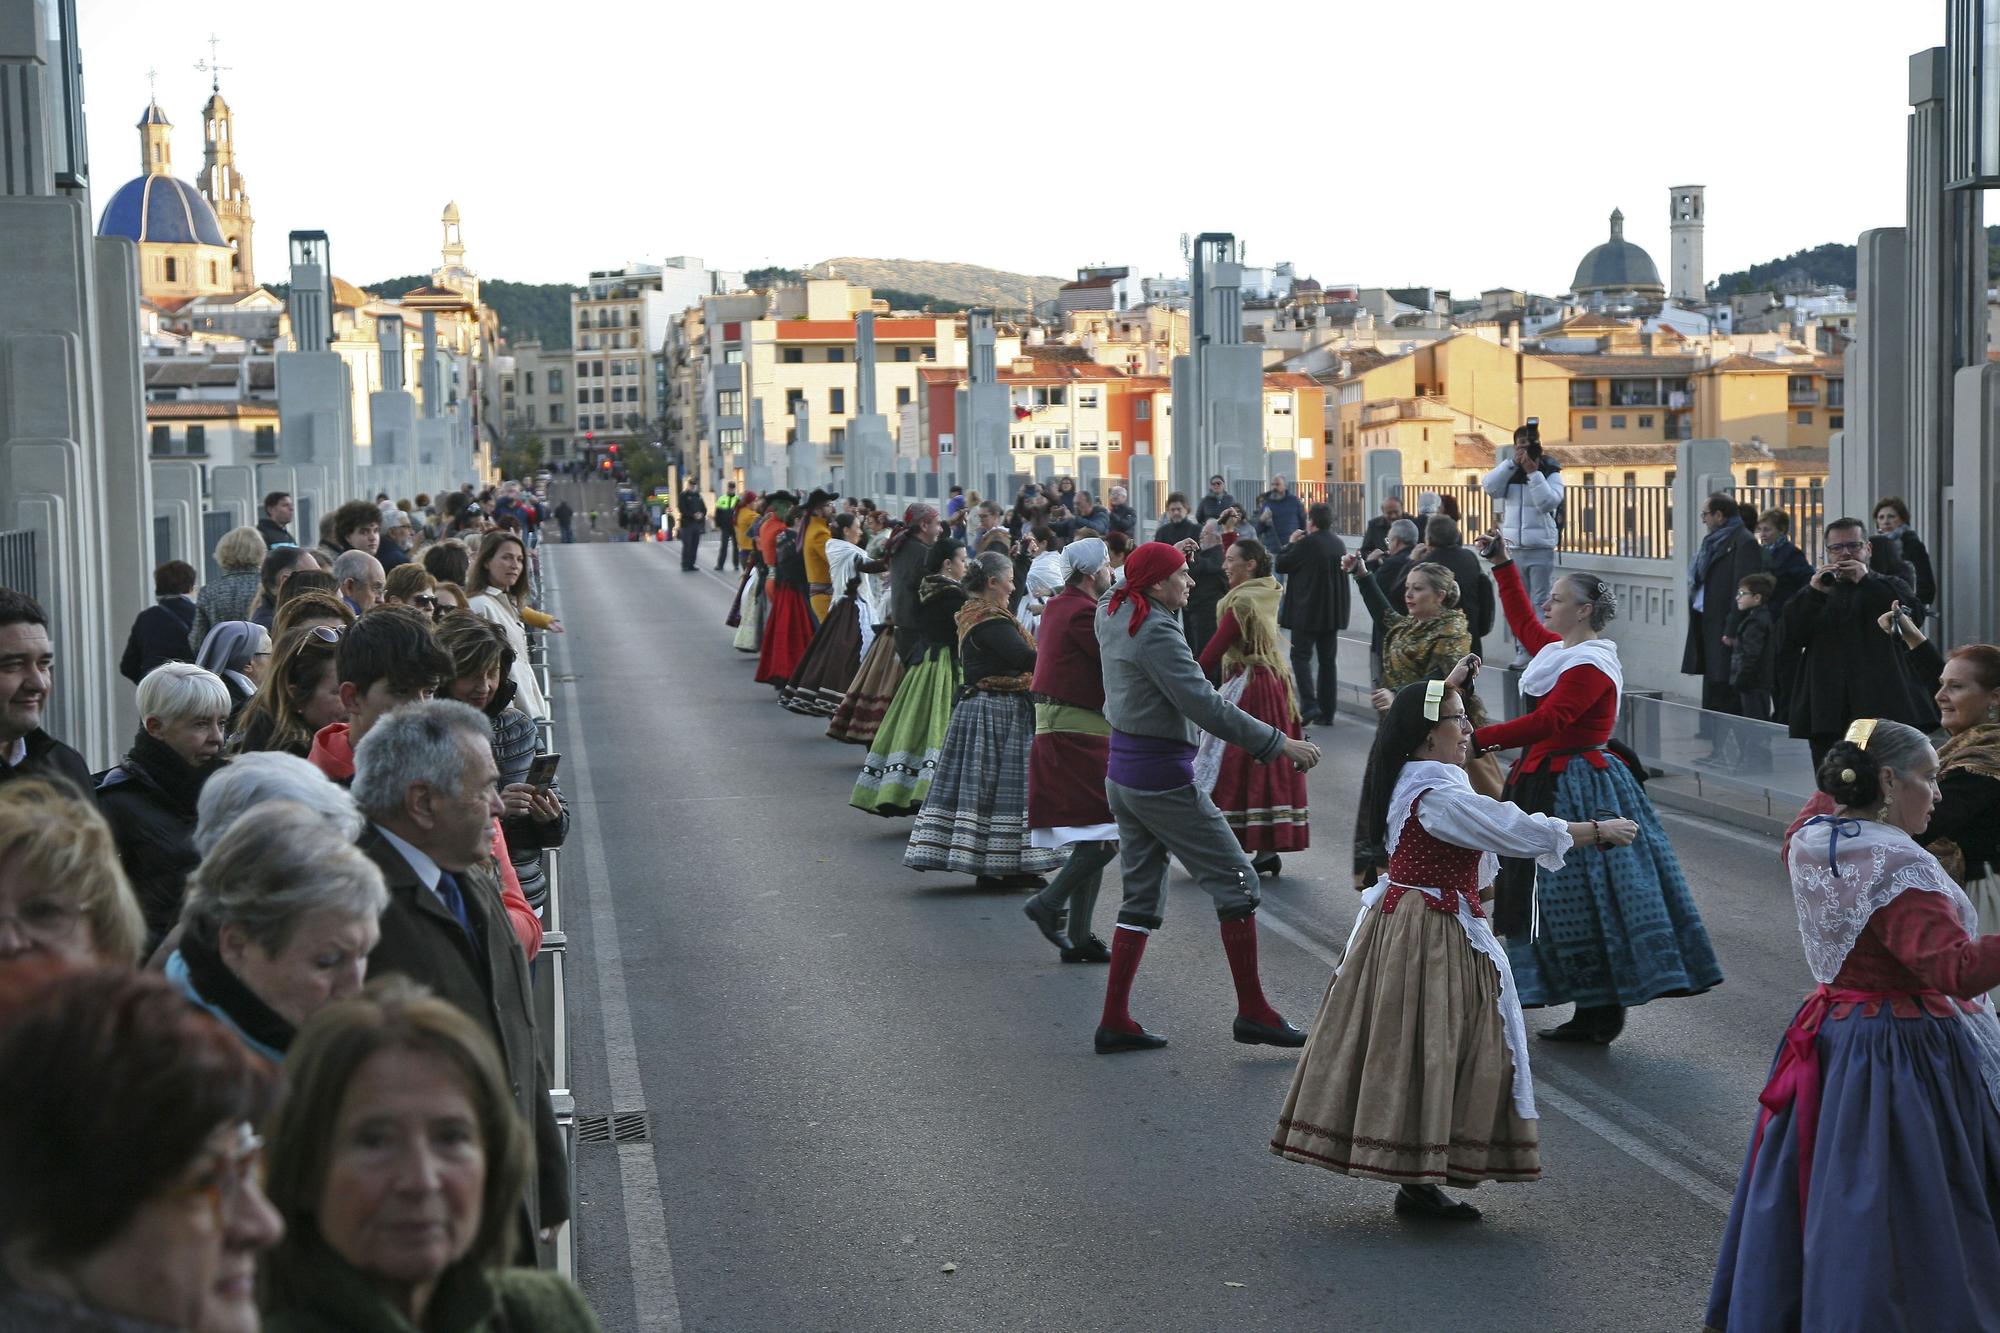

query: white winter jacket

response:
[1480,459,1564,550]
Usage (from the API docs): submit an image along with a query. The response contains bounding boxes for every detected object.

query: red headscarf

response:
[1107,541,1188,636]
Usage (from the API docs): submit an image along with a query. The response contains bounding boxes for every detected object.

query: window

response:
[1581,415,1598,430]
[785,389,806,417]
[185,425,206,455]
[1583,471,1597,485]
[150,425,171,453]
[1610,380,1659,407]
[827,348,846,363]
[1054,429,1070,451]
[1624,471,1638,487]
[719,428,744,449]
[593,388,605,403]
[208,261,218,285]
[1011,434,1027,450]
[253,424,276,455]
[549,404,565,424]
[1570,382,1599,407]
[1267,395,1292,415]
[523,371,535,395]
[1079,388,1100,409]
[1746,468,1760,485]
[610,387,623,403]
[1826,379,1846,408]
[611,361,624,377]
[549,438,566,457]
[165,257,178,282]
[1078,431,1100,450]
[782,348,803,364]
[1638,414,1654,429]
[894,347,912,362]
[896,386,911,407]
[1830,413,1845,429]
[1136,399,1151,421]
[829,388,846,415]
[1108,434,1122,451]
[549,370,564,393]
[1033,386,1066,407]
[1610,415,1626,429]
[723,347,743,365]
[1797,411,1812,425]
[1034,432,1053,450]
[718,390,742,416]
[830,427,846,448]
[594,414,607,430]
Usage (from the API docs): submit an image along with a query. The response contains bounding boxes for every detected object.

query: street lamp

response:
[1948,0,2000,187]
[34,0,87,189]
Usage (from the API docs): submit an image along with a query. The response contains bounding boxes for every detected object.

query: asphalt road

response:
[547,537,1809,1333]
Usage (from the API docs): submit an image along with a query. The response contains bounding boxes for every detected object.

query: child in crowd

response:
[1727,572,1776,722]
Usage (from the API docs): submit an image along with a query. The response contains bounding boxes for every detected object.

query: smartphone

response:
[525,752,561,790]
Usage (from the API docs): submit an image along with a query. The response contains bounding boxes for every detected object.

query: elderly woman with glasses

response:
[263,979,600,1332]
[0,967,284,1333]
[167,803,387,1062]
[0,779,146,969]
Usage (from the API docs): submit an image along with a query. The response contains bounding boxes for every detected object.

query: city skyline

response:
[81,0,1942,297]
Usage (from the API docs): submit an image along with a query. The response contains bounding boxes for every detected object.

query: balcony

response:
[1788,387,1819,405]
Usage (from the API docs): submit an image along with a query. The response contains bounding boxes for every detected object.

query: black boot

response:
[1393,1184,1481,1221]
[1253,853,1282,879]
[1538,1004,1624,1045]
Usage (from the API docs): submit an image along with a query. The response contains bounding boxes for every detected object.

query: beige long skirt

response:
[1270,899,1540,1187]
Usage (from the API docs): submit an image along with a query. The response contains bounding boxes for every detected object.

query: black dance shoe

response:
[1060,935,1112,964]
[1393,1184,1482,1221]
[1253,854,1282,879]
[1021,897,1069,949]
[1232,1015,1308,1047]
[1537,1005,1625,1044]
[1094,1023,1169,1054]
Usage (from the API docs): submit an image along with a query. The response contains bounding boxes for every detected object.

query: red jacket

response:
[1470,561,1619,774]
[310,723,543,960]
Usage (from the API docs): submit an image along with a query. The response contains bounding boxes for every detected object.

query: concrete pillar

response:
[1674,438,1735,565]
[959,309,1009,498]
[1838,227,1911,524]
[276,352,354,504]
[1947,362,2000,644]
[1127,455,1158,540]
[1364,449,1402,514]
[419,313,440,419]
[209,465,256,529]
[377,315,405,393]
[150,461,203,571]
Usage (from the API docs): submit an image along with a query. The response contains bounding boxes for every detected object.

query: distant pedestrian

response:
[1480,423,1563,667]
[1754,508,1813,611]
[1874,495,1938,608]
[1683,493,1763,749]
[1273,503,1350,726]
[189,526,267,656]
[713,483,741,569]
[1154,492,1199,547]
[678,481,708,571]
[258,490,297,548]
[1254,475,1306,548]
[1196,474,1237,525]
[555,499,575,544]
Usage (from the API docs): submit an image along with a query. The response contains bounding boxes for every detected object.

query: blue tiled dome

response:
[96,175,227,247]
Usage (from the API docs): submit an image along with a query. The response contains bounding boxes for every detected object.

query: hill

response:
[807,257,1064,311]
[341,274,579,349]
[1710,226,2000,296]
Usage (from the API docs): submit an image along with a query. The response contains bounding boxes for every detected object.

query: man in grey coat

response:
[1091,541,1322,1055]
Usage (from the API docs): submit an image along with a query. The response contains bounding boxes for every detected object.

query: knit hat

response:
[1105,541,1186,636]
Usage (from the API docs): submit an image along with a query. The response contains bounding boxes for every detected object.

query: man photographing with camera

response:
[1480,420,1564,668]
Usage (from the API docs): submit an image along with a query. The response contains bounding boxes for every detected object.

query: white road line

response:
[1255,901,1734,1214]
[547,551,686,1332]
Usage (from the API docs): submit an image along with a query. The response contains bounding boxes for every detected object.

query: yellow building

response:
[97,101,239,301]
[1332,333,1559,481]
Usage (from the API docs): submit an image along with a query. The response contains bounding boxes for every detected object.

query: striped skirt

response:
[905,691,1062,876]
[827,627,905,746]
[781,596,865,716]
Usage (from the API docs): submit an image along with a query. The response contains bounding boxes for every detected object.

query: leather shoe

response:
[1233,1015,1307,1047]
[1061,934,1112,964]
[1003,873,1048,889]
[1393,1184,1481,1220]
[1022,897,1068,950]
[1094,1023,1168,1054]
[1313,714,1335,727]
[1253,853,1282,879]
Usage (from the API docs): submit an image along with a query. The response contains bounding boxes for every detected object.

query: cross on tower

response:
[194,34,231,91]
[145,66,158,99]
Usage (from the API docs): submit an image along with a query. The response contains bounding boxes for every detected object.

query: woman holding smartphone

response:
[1469,529,1722,1044]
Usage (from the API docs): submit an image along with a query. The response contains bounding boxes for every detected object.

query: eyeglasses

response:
[1826,540,1866,555]
[169,1124,265,1221]
[0,896,83,942]
[1436,712,1473,729]
[413,594,439,608]
[308,625,343,644]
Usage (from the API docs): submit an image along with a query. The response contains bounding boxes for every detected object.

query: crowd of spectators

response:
[0,478,600,1330]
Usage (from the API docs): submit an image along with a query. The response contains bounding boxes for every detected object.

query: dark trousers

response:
[680,523,703,569]
[558,521,574,544]
[715,522,737,568]
[1290,628,1339,722]
[1698,679,1740,740]
[1736,688,1771,723]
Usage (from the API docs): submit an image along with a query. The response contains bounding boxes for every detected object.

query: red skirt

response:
[1027,727,1113,831]
[756,582,816,686]
[1211,665,1309,851]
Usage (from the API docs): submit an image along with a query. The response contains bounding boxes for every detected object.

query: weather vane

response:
[145,67,158,100]
[194,34,231,92]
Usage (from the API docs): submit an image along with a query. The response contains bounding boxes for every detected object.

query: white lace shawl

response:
[1517,636,1624,702]
[1789,816,2000,1114]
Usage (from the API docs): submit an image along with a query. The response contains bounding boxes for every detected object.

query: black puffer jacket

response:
[96,730,218,948]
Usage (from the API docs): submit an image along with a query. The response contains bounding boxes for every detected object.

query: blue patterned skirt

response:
[1706,1001,2000,1331]
[1505,754,1722,1008]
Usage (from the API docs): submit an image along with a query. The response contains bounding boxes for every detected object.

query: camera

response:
[1513,418,1540,451]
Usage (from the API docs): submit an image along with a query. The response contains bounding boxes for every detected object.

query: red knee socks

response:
[1219,915,1284,1027]
[1098,925,1151,1034]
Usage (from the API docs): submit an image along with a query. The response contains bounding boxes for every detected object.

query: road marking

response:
[546,551,686,1332]
[1256,901,1734,1214]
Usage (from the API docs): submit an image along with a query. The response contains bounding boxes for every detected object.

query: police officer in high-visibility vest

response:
[713,482,742,570]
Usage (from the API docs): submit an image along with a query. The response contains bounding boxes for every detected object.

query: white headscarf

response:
[1063,538,1109,580]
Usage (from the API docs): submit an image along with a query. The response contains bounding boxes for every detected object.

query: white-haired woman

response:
[169,802,388,1061]
[195,750,363,855]
[97,662,232,952]
[195,619,272,728]
[188,524,268,654]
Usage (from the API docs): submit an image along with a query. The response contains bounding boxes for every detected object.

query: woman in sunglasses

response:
[230,626,348,759]
[381,564,441,622]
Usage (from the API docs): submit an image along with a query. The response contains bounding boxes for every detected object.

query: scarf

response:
[178,932,295,1055]
[1381,606,1472,694]
[1931,722,2000,883]
[1690,516,1745,594]
[1517,636,1623,702]
[1106,541,1186,636]
[956,598,1035,693]
[1214,576,1299,719]
[123,729,216,816]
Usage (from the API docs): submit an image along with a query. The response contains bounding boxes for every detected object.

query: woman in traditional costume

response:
[732,496,778,655]
[904,553,1059,889]
[850,538,968,816]
[1021,539,1119,963]
[827,513,914,745]
[781,512,877,717]
[1345,555,1472,887]
[1470,528,1723,1044]
[756,491,820,688]
[1707,718,2000,1332]
[1273,672,1635,1220]
[1194,539,1308,877]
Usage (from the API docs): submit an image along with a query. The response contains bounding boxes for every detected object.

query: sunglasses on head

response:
[308,625,343,644]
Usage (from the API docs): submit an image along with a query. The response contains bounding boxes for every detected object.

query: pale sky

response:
[78,0,1950,298]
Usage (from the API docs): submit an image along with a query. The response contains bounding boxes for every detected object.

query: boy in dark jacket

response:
[1726,573,1777,722]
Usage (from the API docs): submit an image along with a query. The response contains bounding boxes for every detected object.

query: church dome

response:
[96,174,228,247]
[1571,209,1662,295]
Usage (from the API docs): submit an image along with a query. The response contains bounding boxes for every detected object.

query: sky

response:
[76,0,1950,297]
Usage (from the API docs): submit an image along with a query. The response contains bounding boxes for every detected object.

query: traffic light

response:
[609,443,620,455]
[600,458,612,472]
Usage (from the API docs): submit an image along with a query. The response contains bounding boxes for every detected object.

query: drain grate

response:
[575,1110,651,1144]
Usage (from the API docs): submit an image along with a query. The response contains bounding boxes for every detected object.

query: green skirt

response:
[850,648,962,816]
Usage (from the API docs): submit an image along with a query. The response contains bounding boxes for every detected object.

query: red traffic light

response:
[609,443,620,454]
[584,431,595,440]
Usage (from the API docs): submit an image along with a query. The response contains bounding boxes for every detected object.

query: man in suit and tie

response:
[351,700,569,1255]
